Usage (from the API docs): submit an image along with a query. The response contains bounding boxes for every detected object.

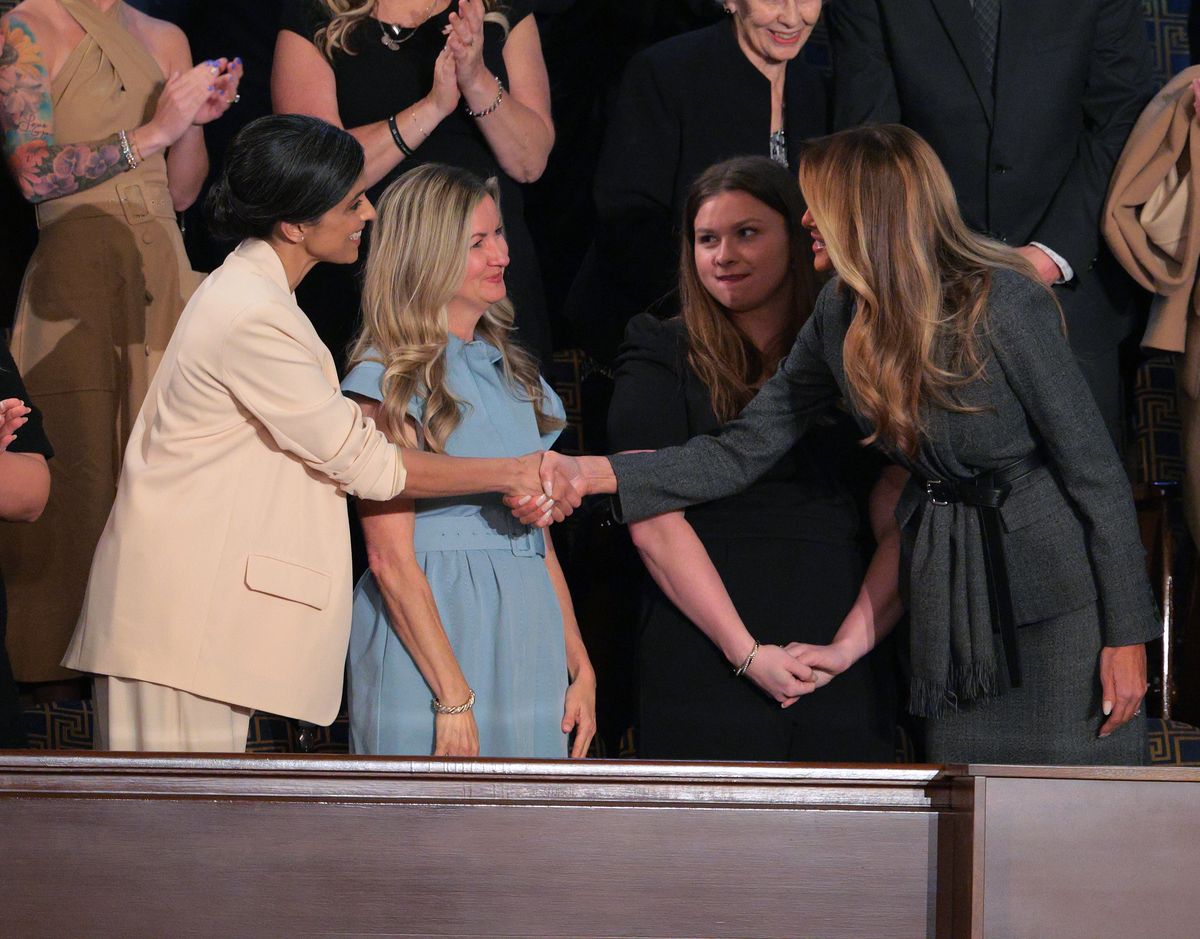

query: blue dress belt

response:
[921,451,1046,688]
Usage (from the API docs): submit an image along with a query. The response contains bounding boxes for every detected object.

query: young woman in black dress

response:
[272,0,554,363]
[607,157,902,761]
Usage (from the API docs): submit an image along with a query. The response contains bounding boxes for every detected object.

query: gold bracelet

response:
[734,641,760,677]
[432,688,475,714]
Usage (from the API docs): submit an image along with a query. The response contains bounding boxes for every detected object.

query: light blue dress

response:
[341,335,569,757]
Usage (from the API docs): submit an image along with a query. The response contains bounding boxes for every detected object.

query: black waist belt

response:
[922,451,1046,688]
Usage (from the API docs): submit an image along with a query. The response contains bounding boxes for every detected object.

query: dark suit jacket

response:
[827,0,1155,353]
[565,20,827,361]
[611,272,1160,649]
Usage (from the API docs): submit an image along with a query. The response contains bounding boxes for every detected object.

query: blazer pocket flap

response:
[245,555,331,610]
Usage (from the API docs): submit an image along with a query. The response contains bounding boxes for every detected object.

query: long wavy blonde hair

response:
[797,124,1053,457]
[316,0,510,58]
[679,156,820,423]
[349,163,562,452]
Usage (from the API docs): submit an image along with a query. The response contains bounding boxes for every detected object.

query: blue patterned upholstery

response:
[1147,717,1200,764]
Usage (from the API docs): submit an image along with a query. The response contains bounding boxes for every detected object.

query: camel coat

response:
[63,239,407,724]
[1104,66,1200,540]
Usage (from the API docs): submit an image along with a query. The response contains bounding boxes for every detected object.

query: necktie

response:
[971,0,1000,85]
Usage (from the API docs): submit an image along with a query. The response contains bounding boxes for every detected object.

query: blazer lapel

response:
[929,0,994,125]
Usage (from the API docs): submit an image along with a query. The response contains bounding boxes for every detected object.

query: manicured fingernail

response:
[1102,700,1113,716]
[516,495,531,506]
[1099,731,1111,738]
[535,494,548,507]
[542,479,554,498]
[233,56,242,66]
[208,84,215,91]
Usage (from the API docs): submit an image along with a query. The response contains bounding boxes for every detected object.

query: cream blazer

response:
[63,239,406,723]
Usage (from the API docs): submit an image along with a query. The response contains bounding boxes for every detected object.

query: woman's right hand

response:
[427,44,461,119]
[0,398,30,451]
[744,644,817,707]
[140,62,225,151]
[786,640,856,690]
[433,710,480,757]
[508,452,581,526]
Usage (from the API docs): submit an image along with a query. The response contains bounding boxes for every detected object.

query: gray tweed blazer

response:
[611,270,1160,651]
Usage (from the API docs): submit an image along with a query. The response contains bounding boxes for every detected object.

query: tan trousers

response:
[94,676,252,753]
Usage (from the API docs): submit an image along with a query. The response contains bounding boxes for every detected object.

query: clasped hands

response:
[738,641,850,708]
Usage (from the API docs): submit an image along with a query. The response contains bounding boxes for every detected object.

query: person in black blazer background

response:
[565,1,827,363]
[827,0,1156,439]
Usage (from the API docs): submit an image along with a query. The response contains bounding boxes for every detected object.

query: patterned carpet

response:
[21,701,1200,765]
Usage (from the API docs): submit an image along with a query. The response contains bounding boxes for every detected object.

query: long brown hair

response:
[348,163,562,452]
[796,124,1050,457]
[680,156,820,423]
[315,0,510,59]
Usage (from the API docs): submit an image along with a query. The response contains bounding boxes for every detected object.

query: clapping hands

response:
[143,57,242,151]
[444,0,487,91]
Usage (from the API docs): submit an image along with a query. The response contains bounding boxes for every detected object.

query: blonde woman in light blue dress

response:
[341,164,596,758]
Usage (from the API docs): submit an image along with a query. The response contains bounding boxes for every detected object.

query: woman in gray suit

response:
[523,125,1158,765]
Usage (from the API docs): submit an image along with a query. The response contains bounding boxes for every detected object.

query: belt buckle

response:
[925,479,951,507]
[510,528,537,558]
[116,182,152,225]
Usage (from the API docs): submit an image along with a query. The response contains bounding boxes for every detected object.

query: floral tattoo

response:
[0,16,127,203]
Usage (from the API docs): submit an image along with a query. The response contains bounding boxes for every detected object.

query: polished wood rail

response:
[0,755,1195,938]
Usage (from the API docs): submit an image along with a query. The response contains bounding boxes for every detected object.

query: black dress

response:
[607,314,895,761]
[0,343,53,747]
[279,0,552,366]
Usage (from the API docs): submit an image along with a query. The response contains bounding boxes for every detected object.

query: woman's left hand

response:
[0,398,30,451]
[562,667,597,758]
[1098,643,1148,738]
[191,57,243,126]
[445,0,486,92]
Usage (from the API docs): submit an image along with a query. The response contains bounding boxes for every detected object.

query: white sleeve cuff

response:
[1030,242,1074,284]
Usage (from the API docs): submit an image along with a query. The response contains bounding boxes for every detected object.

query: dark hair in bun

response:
[205,114,365,242]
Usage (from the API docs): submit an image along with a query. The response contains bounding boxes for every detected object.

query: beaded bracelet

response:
[117,129,139,170]
[464,74,505,119]
[432,688,476,715]
[734,641,760,677]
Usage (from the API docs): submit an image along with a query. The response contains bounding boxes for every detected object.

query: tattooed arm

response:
[0,12,232,205]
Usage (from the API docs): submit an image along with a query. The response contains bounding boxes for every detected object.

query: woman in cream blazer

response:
[63,115,570,752]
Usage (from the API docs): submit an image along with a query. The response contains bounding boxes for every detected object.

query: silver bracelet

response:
[117,129,139,170]
[734,641,760,677]
[432,688,476,714]
[463,74,504,119]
